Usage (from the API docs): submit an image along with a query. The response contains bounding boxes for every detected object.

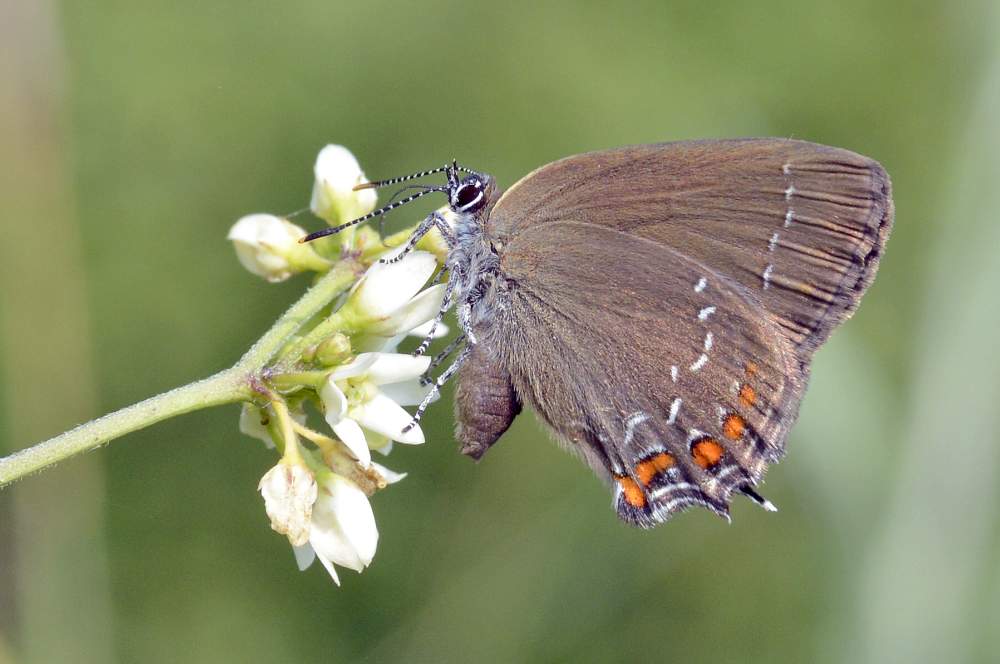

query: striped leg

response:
[380,210,454,264]
[420,334,467,385]
[412,271,459,357]
[403,343,474,434]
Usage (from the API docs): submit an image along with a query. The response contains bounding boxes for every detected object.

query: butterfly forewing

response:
[488,221,806,526]
[488,139,893,358]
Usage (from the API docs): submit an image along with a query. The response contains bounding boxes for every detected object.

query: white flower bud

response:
[258,462,318,547]
[228,214,326,282]
[310,145,378,225]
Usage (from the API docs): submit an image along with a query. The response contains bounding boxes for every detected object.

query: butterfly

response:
[307,139,893,527]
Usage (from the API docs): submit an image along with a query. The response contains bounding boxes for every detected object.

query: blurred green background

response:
[2,1,999,662]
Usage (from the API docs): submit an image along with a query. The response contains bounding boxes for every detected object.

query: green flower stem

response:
[0,369,249,488]
[236,259,361,370]
[275,233,450,368]
[270,370,330,390]
[291,422,380,495]
[292,249,335,274]
[276,310,351,369]
[270,398,303,465]
[0,258,364,489]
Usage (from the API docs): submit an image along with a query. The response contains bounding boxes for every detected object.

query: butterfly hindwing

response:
[480,221,806,526]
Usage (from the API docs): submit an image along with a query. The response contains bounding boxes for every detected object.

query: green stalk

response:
[0,369,248,487]
[0,258,363,489]
[236,260,360,369]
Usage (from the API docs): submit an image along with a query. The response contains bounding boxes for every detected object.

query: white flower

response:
[293,474,378,585]
[343,250,447,351]
[310,145,378,225]
[228,214,326,282]
[258,462,318,547]
[320,352,432,467]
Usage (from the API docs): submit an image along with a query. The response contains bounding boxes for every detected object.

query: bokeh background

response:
[2,1,999,662]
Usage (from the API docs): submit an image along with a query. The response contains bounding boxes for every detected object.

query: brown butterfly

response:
[306,139,893,527]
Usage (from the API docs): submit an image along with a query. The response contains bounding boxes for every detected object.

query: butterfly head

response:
[446,162,492,216]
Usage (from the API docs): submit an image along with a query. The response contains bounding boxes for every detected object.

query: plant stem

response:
[276,310,350,369]
[237,259,361,369]
[0,368,250,488]
[0,258,363,489]
[270,370,330,390]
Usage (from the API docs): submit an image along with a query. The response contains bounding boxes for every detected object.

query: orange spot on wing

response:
[692,438,725,469]
[739,383,757,408]
[723,414,746,440]
[616,476,647,508]
[635,452,676,486]
[652,452,675,471]
[635,463,656,487]
[745,361,759,377]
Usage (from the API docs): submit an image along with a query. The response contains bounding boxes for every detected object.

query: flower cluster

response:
[229,145,449,585]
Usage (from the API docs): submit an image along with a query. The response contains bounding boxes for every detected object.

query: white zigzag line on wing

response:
[653,495,706,517]
[650,482,699,500]
[714,465,745,483]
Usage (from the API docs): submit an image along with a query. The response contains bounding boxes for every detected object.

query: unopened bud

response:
[315,333,352,366]
[310,145,378,225]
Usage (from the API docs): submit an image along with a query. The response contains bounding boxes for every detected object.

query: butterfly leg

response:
[379,210,454,264]
[411,267,459,357]
[402,343,473,434]
[420,334,466,385]
[458,302,477,344]
[427,264,449,287]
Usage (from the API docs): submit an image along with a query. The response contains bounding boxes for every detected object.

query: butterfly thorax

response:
[445,177,507,341]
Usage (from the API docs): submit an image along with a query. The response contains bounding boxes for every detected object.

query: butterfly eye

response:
[453,180,485,212]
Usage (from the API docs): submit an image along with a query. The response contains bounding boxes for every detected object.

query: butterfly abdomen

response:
[454,342,522,460]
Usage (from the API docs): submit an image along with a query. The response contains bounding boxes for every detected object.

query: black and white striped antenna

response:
[353,161,475,192]
[301,160,477,243]
[299,186,448,243]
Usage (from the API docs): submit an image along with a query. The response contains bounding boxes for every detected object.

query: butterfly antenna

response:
[354,165,450,191]
[299,186,447,243]
[353,162,477,191]
[376,184,440,240]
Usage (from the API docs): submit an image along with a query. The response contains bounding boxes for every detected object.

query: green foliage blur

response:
[2,1,999,662]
